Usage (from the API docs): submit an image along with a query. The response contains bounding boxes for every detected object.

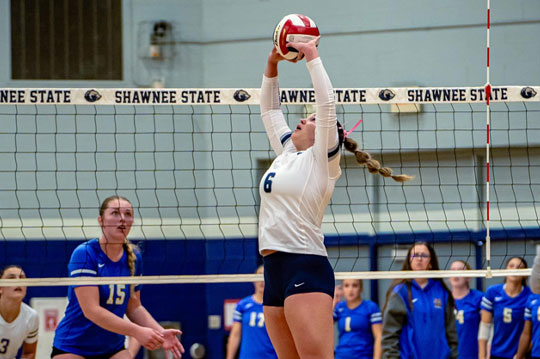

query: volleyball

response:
[273,14,320,60]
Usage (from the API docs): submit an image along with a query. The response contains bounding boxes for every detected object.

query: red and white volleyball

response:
[273,14,320,60]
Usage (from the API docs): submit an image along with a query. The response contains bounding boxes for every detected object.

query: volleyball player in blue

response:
[381,242,458,359]
[515,292,540,359]
[333,279,382,359]
[449,260,483,359]
[226,266,277,359]
[479,256,530,359]
[52,196,184,359]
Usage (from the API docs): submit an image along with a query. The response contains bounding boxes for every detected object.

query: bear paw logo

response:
[84,89,102,103]
[233,90,251,102]
[378,89,395,101]
[521,87,537,99]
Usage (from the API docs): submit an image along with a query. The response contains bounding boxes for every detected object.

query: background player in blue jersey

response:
[381,242,458,359]
[52,196,183,359]
[449,260,483,359]
[226,266,277,359]
[333,279,382,359]
[0,265,39,359]
[515,292,540,359]
[479,256,530,359]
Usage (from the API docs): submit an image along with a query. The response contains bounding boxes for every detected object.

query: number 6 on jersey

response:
[263,172,276,193]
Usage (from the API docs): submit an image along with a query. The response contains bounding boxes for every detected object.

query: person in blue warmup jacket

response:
[52,195,184,359]
[333,279,382,359]
[449,260,484,359]
[226,266,277,359]
[479,256,530,359]
[381,242,458,359]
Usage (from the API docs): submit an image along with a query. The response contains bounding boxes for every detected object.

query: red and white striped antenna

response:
[485,0,492,276]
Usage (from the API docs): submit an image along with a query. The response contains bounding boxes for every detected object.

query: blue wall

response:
[3,228,540,358]
[2,239,258,359]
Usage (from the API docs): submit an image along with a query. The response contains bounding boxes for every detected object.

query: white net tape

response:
[0,86,538,106]
[0,268,531,287]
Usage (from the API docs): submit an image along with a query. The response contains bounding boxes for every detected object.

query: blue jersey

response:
[53,239,142,356]
[481,283,531,358]
[524,293,540,357]
[393,279,454,359]
[233,296,277,359]
[333,300,382,359]
[454,289,483,359]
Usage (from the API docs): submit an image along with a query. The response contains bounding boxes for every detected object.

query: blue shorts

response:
[262,251,335,307]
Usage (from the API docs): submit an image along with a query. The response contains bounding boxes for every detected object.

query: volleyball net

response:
[0,85,539,286]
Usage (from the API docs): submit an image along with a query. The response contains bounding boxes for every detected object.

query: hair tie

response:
[344,118,363,138]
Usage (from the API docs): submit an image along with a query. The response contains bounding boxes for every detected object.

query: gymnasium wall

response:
[0,1,539,88]
[0,1,539,358]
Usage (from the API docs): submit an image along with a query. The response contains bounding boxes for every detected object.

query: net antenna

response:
[485,0,492,276]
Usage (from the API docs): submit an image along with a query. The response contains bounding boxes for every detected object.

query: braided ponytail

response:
[123,241,136,277]
[123,240,137,296]
[342,135,414,182]
[100,195,137,295]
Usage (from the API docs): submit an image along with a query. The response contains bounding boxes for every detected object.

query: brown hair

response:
[0,265,23,278]
[0,265,24,298]
[383,242,454,313]
[343,278,363,301]
[343,278,363,292]
[450,260,472,288]
[337,122,413,182]
[452,260,472,271]
[503,256,528,288]
[100,196,137,293]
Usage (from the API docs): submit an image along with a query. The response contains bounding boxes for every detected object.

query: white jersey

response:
[258,57,340,257]
[0,302,39,359]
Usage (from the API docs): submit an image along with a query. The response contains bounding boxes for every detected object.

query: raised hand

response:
[268,47,287,64]
[333,284,344,308]
[286,36,321,62]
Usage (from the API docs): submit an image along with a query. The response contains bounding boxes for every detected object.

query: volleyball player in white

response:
[258,37,339,359]
[0,265,38,359]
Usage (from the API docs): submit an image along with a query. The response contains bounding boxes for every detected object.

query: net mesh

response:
[0,86,539,285]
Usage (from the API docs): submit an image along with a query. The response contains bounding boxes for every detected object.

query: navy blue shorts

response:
[263,251,335,307]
